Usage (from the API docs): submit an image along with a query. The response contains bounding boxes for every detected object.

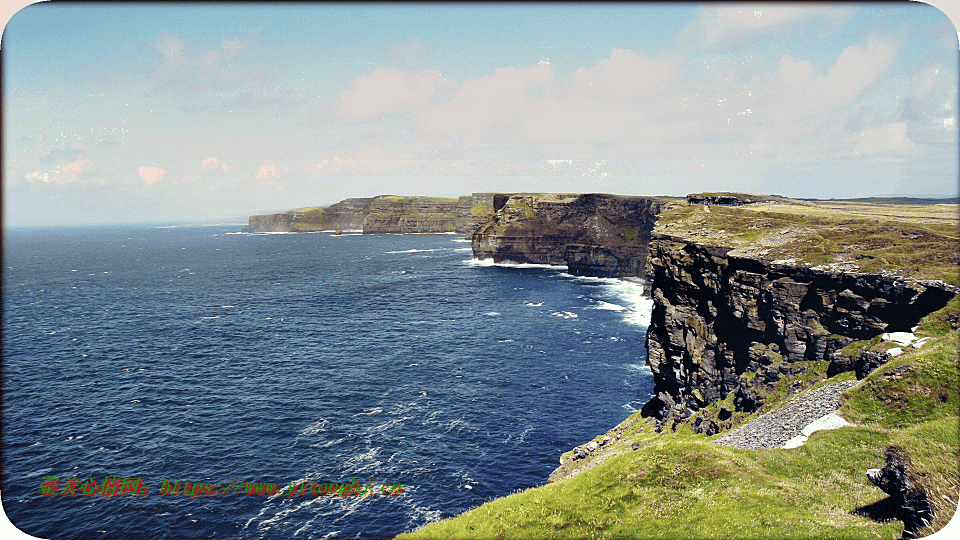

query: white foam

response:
[599,279,653,327]
[386,248,441,254]
[595,301,626,311]
[525,302,543,307]
[454,247,472,252]
[451,238,472,243]
[552,311,578,319]
[464,258,567,270]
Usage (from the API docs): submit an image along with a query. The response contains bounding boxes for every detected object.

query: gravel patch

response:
[712,381,858,450]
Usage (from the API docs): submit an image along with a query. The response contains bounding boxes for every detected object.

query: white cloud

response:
[414,64,551,136]
[678,5,851,50]
[852,123,914,156]
[336,70,444,123]
[763,37,898,123]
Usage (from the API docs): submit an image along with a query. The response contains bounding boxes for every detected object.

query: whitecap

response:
[454,247,472,252]
[451,238,472,243]
[551,311,578,319]
[525,302,543,307]
[386,248,444,254]
[484,311,500,316]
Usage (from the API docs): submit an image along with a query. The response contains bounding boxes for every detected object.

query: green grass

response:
[654,203,960,284]
[469,203,494,217]
[840,332,959,430]
[400,423,903,540]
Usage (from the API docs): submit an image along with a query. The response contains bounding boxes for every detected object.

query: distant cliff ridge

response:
[363,194,495,234]
[472,193,670,278]
[241,194,495,234]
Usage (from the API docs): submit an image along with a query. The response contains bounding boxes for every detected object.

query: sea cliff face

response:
[242,194,494,234]
[361,194,495,234]
[471,193,667,278]
[243,213,303,233]
[642,234,957,432]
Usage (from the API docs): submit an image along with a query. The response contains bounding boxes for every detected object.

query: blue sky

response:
[2,2,959,226]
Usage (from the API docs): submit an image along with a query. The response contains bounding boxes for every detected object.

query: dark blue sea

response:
[2,225,654,539]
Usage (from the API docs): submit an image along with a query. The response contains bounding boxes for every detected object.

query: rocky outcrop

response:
[471,193,667,278]
[242,194,495,234]
[866,446,933,536]
[687,194,761,206]
[641,235,957,430]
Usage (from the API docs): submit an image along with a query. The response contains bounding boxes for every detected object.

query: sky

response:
[2,2,959,227]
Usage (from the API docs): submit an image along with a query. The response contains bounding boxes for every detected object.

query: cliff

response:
[643,234,956,432]
[241,194,495,235]
[471,193,671,278]
[241,197,374,233]
[361,193,495,234]
[242,212,304,233]
[640,199,958,432]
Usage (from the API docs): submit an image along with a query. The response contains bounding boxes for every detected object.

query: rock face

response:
[361,194,495,234]
[242,213,302,233]
[642,234,957,430]
[471,193,666,278]
[242,194,495,234]
[323,197,378,230]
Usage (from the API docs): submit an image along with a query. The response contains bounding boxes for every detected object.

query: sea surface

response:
[2,225,654,539]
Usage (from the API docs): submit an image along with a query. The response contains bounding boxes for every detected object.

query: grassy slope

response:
[400,314,957,539]
[399,197,959,540]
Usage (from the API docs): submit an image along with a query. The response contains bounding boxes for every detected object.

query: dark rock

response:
[471,193,667,278]
[866,446,933,536]
[687,194,760,206]
[855,350,892,380]
[642,234,957,426]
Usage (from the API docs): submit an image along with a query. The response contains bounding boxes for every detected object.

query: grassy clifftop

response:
[656,196,959,284]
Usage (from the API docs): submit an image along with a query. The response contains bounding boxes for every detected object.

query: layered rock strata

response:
[242,194,495,234]
[242,197,375,233]
[362,194,495,234]
[641,234,957,431]
[243,213,303,233]
[471,193,667,278]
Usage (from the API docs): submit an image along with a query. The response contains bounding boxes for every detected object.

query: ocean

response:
[2,225,654,539]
